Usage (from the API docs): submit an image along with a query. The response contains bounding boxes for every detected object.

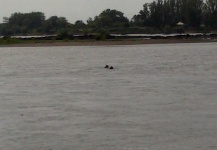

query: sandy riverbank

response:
[0,38,216,47]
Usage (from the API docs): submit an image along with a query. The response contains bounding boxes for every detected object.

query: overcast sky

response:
[0,0,151,23]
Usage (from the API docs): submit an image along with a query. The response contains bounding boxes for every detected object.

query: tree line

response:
[0,0,216,36]
[132,0,217,32]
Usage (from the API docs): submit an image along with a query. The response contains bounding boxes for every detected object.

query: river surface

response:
[0,43,217,150]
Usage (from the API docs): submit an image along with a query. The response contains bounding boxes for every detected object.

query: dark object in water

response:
[105,65,109,68]
[109,66,114,69]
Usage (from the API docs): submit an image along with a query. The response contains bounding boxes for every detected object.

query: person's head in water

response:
[109,66,114,69]
[105,65,109,68]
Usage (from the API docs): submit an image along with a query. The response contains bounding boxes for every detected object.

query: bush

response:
[0,36,20,45]
[163,25,172,34]
[56,30,74,40]
[174,26,185,33]
[95,33,106,40]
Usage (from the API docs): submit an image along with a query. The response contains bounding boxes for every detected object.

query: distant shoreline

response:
[0,38,216,47]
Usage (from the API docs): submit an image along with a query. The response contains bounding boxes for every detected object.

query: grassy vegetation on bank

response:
[0,37,56,45]
[1,38,217,47]
[1,32,217,46]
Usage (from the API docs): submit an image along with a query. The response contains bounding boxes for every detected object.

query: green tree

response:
[188,0,203,27]
[89,9,129,28]
[74,20,86,28]
[3,12,45,35]
[132,3,150,26]
[203,0,217,29]
[42,16,69,34]
[132,0,210,30]
[3,17,9,23]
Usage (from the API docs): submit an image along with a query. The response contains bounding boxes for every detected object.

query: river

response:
[0,43,217,150]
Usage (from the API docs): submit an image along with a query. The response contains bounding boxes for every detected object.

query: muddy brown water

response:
[0,43,217,150]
